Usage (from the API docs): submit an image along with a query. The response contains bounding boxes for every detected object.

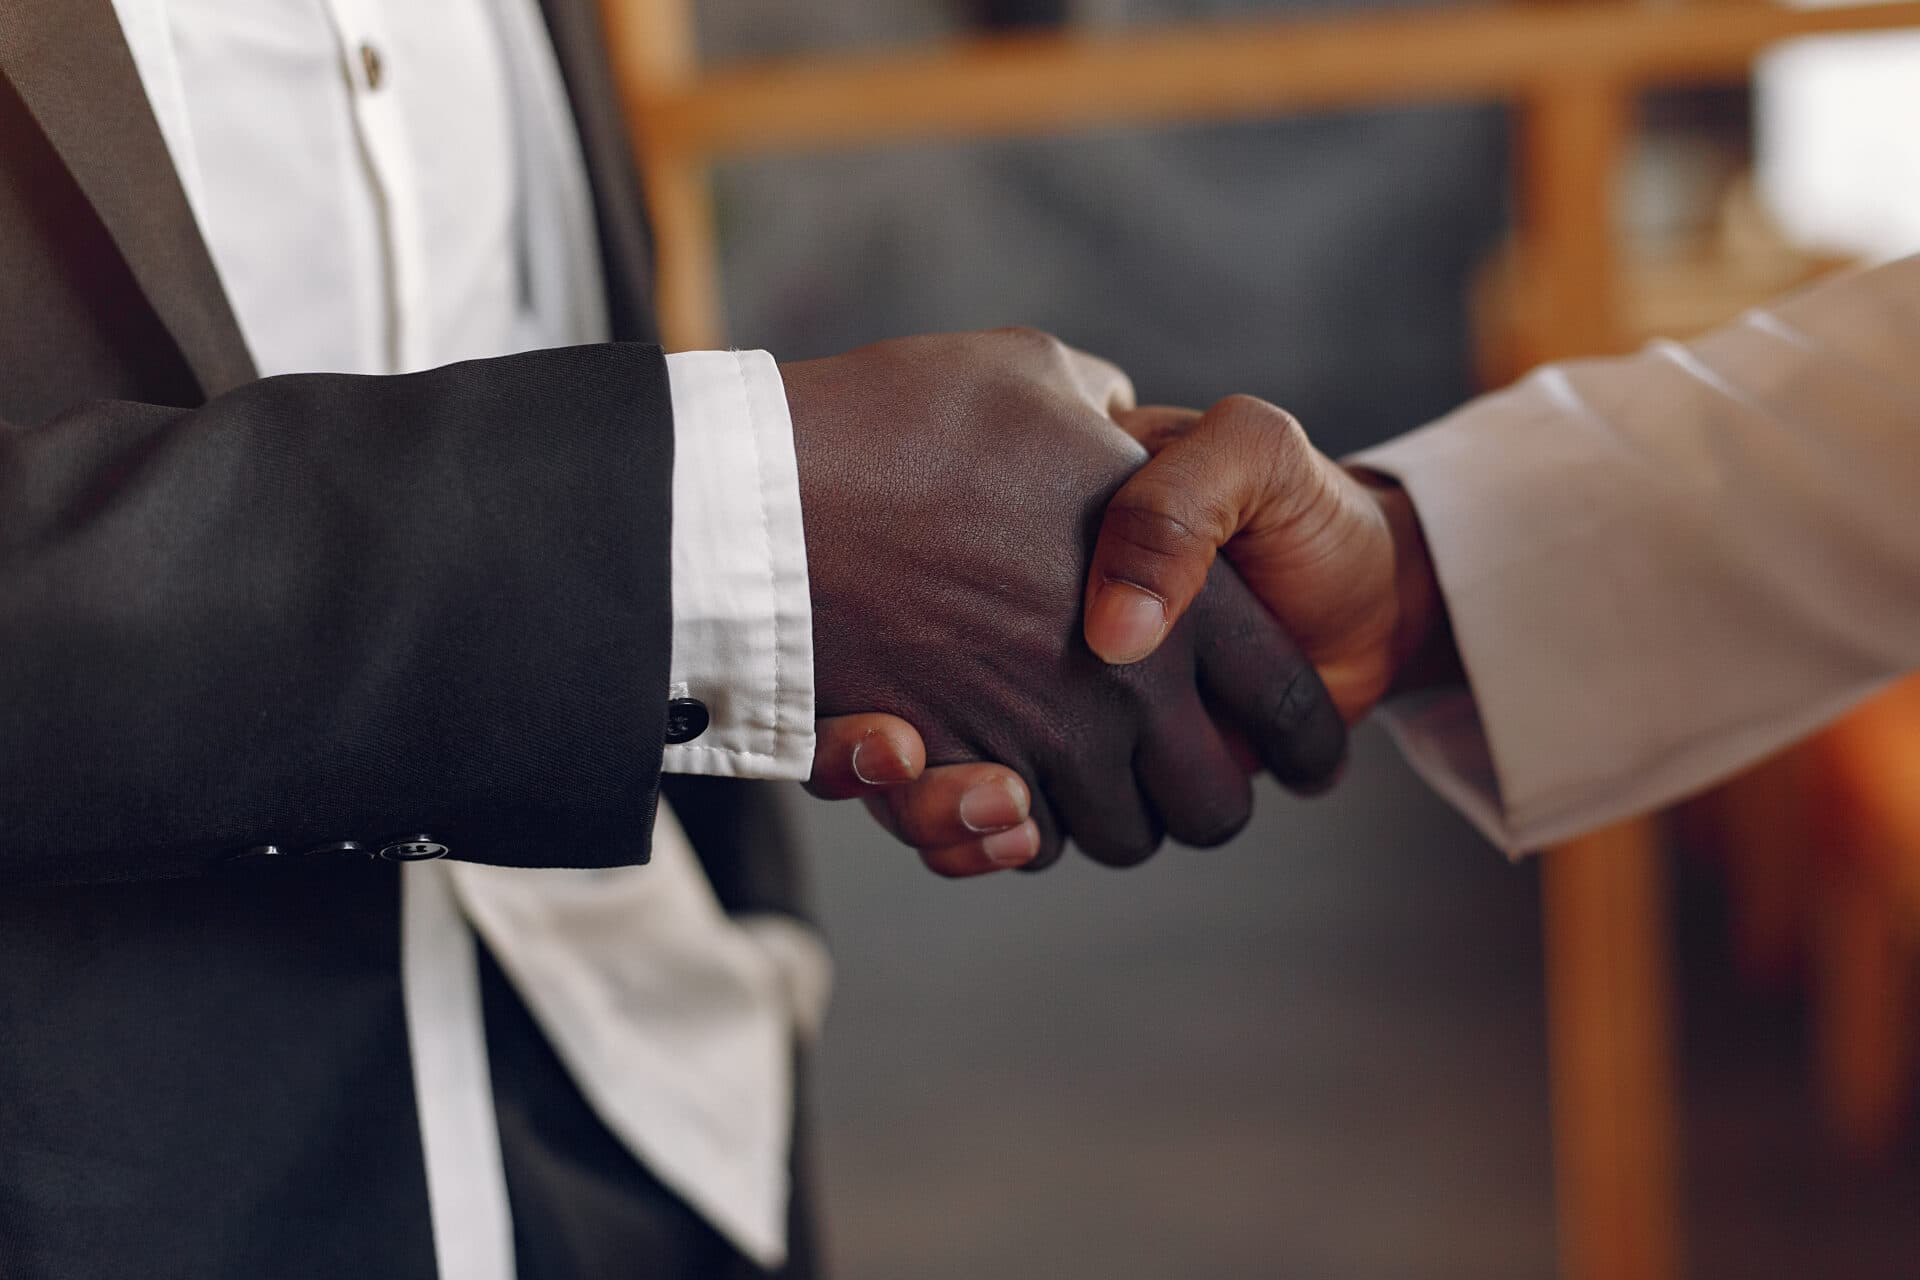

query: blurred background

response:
[631,2,1920,1276]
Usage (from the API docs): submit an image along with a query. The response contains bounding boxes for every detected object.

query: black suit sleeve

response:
[0,343,674,886]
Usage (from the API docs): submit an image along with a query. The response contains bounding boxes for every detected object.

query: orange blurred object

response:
[1807,673,1920,1160]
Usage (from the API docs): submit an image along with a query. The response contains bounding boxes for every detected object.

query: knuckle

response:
[991,324,1063,357]
[1099,492,1229,603]
[1209,392,1273,420]
[1260,663,1347,784]
[1209,392,1298,432]
[1261,661,1324,732]
[1264,418,1313,479]
[1104,491,1216,564]
[1208,394,1310,460]
[893,797,952,847]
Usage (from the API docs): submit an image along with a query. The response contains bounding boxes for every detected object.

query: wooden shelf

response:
[632,2,1920,158]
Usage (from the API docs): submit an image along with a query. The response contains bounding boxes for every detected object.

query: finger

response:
[1042,759,1165,869]
[919,821,1043,879]
[1193,561,1347,793]
[1084,395,1314,666]
[1019,784,1068,873]
[865,786,1041,885]
[805,715,926,800]
[1060,344,1137,417]
[862,792,901,837]
[1219,723,1262,777]
[872,763,1031,850]
[1111,405,1200,454]
[1136,692,1255,848]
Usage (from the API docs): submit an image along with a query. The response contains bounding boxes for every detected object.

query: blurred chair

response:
[1807,673,1920,1161]
[595,3,1920,1277]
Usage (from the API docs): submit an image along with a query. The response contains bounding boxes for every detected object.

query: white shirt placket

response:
[319,0,430,374]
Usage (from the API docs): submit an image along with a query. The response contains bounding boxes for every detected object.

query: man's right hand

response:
[784,331,1346,869]
[1082,395,1455,724]
[828,389,1461,876]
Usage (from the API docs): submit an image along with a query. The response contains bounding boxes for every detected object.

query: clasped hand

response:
[789,329,1444,876]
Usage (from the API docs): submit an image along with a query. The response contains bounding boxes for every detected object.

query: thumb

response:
[1084,395,1317,665]
[1084,425,1243,666]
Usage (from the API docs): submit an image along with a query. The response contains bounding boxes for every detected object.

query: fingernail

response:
[1088,581,1168,664]
[959,778,1027,833]
[980,822,1039,868]
[851,732,914,786]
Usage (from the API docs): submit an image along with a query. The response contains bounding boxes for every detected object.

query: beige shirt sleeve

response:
[1349,254,1920,855]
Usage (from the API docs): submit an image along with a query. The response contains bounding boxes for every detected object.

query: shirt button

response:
[359,42,385,91]
[664,697,710,745]
[380,835,450,862]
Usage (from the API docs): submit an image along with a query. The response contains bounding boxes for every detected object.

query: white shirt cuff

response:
[1371,688,1527,857]
[662,350,815,779]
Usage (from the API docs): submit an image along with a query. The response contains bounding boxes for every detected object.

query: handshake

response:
[784,328,1452,876]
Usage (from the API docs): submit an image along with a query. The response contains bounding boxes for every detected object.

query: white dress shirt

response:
[109,0,821,1271]
[1354,254,1920,855]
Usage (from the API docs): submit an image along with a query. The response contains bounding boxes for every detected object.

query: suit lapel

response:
[0,0,255,396]
[540,0,659,344]
[0,0,647,392]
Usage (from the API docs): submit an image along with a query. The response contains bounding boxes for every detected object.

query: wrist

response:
[1349,469,1458,697]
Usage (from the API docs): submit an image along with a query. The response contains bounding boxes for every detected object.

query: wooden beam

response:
[601,0,698,90]
[1544,821,1684,1280]
[1515,73,1630,362]
[1516,76,1683,1280]
[600,0,726,348]
[635,1,1920,158]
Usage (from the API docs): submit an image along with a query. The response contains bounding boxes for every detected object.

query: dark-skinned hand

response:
[830,390,1459,876]
[783,330,1346,871]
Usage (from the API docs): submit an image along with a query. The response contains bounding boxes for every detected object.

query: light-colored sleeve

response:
[1349,255,1920,855]
[661,350,815,780]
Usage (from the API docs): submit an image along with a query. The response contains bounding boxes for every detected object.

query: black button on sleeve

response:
[663,697,709,745]
[303,841,371,860]
[226,844,283,866]
[380,836,450,862]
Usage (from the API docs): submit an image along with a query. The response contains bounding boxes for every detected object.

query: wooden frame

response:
[607,1,1920,351]
[599,5,1920,1280]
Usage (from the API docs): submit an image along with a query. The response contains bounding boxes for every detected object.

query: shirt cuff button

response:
[664,696,710,745]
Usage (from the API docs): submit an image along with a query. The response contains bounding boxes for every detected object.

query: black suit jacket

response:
[0,2,803,1274]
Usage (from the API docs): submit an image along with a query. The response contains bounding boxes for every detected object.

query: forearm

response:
[0,344,674,884]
